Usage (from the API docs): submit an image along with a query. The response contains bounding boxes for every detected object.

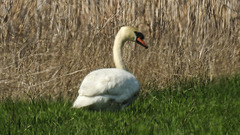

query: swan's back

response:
[73,68,140,110]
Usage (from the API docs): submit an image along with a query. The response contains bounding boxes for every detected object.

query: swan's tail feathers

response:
[72,96,96,108]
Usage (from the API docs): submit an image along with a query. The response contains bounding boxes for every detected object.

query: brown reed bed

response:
[0,0,240,100]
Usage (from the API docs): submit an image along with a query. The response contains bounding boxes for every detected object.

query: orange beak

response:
[137,37,148,49]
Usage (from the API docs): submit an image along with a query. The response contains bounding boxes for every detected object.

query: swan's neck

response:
[113,34,128,70]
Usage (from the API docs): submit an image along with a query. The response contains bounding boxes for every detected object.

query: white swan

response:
[73,26,148,110]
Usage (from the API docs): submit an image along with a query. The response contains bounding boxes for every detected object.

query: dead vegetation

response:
[0,0,240,100]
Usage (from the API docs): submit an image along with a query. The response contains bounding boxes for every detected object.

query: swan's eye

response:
[134,31,144,40]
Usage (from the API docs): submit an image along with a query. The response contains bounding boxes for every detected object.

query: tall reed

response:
[0,0,239,100]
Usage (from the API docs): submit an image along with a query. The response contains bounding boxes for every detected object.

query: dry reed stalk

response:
[0,0,239,100]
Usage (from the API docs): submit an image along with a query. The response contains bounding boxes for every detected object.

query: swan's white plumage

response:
[79,69,139,97]
[73,26,147,110]
[73,68,139,110]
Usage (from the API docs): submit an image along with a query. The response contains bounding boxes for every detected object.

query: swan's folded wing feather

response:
[78,68,139,97]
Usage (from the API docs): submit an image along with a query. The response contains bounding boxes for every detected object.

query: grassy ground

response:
[1,75,240,134]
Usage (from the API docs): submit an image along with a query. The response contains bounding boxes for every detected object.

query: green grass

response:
[1,75,240,134]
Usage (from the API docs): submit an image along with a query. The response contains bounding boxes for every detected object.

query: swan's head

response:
[117,26,148,49]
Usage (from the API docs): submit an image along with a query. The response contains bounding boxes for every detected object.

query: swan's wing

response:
[78,69,140,98]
